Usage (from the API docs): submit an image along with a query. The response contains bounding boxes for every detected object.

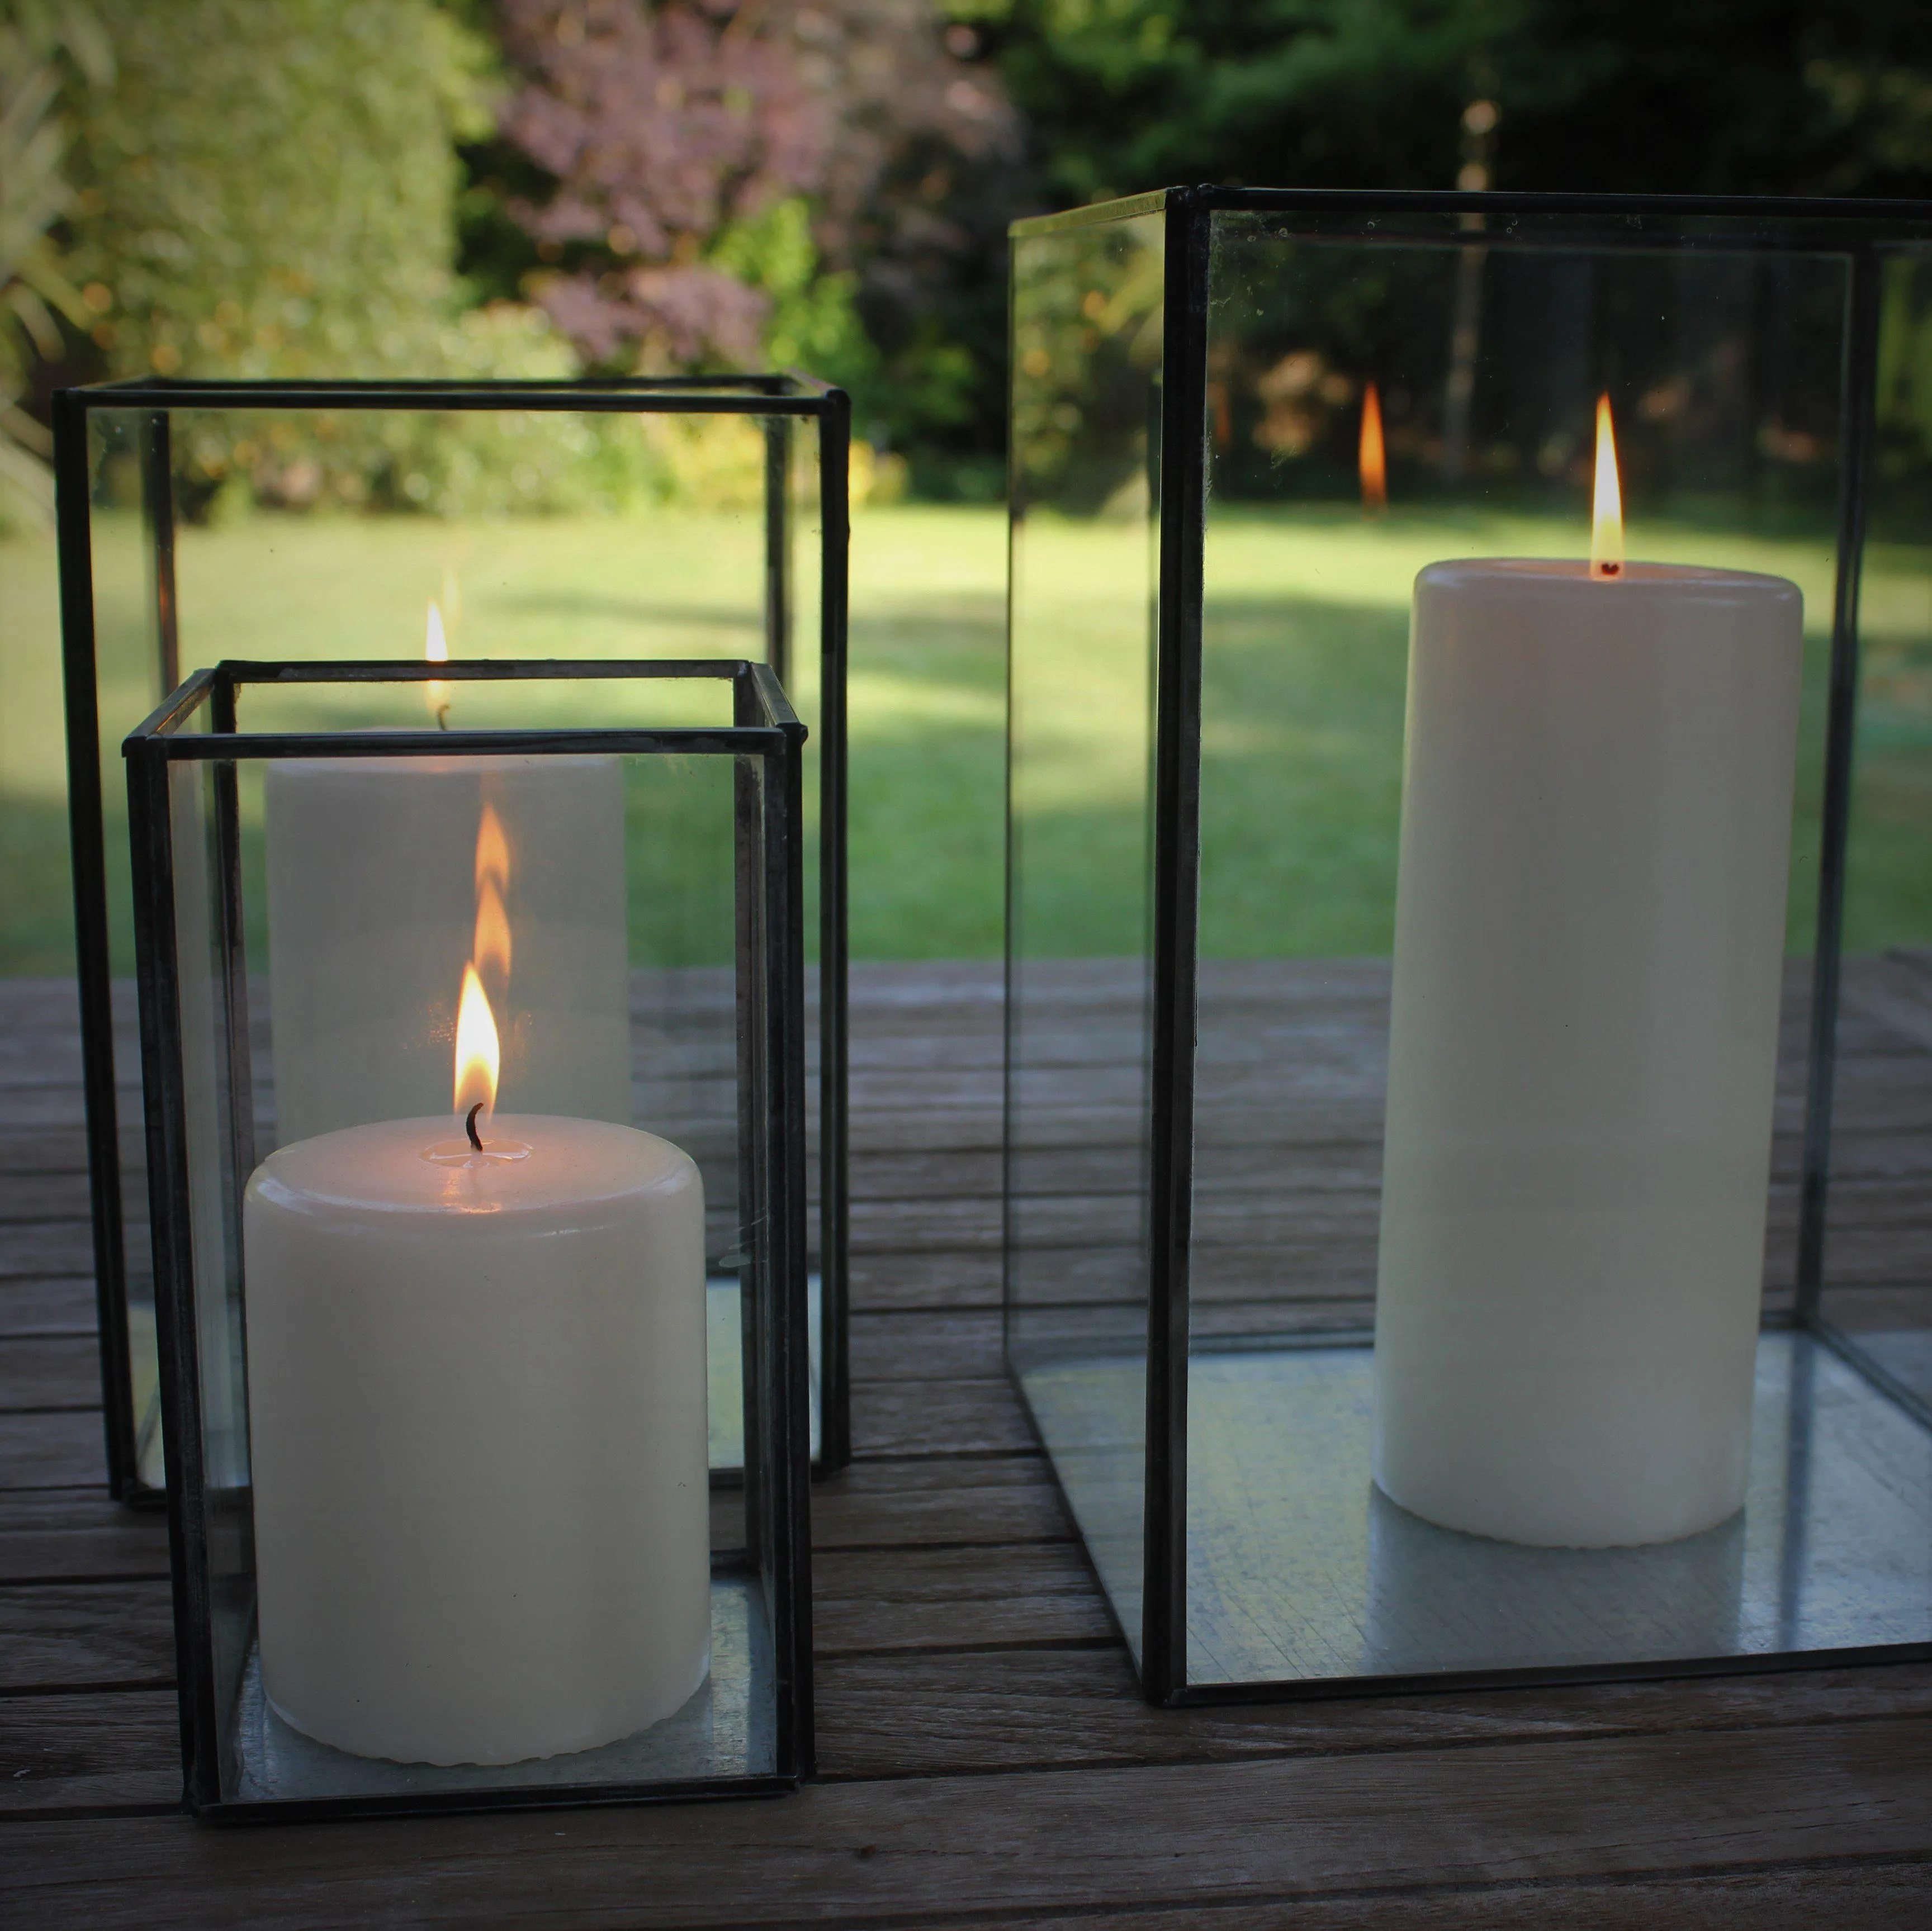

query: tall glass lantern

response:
[55,377,851,1505]
[129,658,812,1818]
[1005,189,1932,1703]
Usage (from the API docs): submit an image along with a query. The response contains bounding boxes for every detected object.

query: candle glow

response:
[1359,381,1388,515]
[1590,394,1624,580]
[425,601,452,726]
[472,805,513,989]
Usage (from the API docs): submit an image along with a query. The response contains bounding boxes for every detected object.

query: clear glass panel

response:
[1005,208,1164,1663]
[76,398,826,1488]
[156,706,789,1806]
[87,407,173,1488]
[1181,207,1932,1688]
[1824,250,1932,1417]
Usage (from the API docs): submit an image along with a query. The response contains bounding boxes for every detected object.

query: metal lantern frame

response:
[55,374,852,1506]
[1003,187,1932,1708]
[129,656,813,1820]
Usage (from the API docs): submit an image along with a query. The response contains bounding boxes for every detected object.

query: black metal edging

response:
[1140,188,1212,1705]
[1167,1638,1932,1711]
[54,392,148,1503]
[762,662,816,1780]
[60,376,854,1510]
[129,658,813,1816]
[816,390,854,1473]
[195,1773,801,1826]
[1797,249,1884,1324]
[121,733,224,1807]
[1011,186,1932,241]
[89,372,813,397]
[64,382,834,417]
[1000,211,1024,1407]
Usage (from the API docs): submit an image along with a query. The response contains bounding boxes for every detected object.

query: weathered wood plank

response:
[813,1543,1112,1655]
[848,1310,1003,1382]
[0,1221,96,1278]
[895,1867,1932,1931]
[805,1455,1069,1551]
[0,1691,179,1814]
[813,1647,1932,1778]
[849,1377,1036,1460]
[848,1251,1000,1311]
[0,1335,100,1412]
[0,1128,91,1175]
[0,1491,170,1583]
[0,1410,103,1490]
[0,1173,91,1222]
[0,1275,98,1336]
[2,1720,1927,1928]
[0,1581,174,1691]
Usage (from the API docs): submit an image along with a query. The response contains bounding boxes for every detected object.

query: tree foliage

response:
[48,0,667,516]
[0,1,110,528]
[963,0,1932,205]
[67,0,493,383]
[483,0,1020,470]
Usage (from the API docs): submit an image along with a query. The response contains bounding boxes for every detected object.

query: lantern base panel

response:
[1019,1327,1932,1696]
[227,1569,776,1809]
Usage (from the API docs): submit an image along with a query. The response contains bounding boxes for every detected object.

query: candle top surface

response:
[249,1114,696,1225]
[1417,558,1802,607]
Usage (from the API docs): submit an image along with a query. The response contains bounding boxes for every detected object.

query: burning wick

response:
[1590,393,1624,581]
[465,1102,484,1152]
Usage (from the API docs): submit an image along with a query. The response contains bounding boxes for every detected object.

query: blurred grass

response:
[3,501,1930,975]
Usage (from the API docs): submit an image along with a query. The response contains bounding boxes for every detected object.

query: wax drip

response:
[465,1102,484,1152]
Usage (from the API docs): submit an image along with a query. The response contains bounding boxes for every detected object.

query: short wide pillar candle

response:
[1374,561,1802,1548]
[244,1116,710,1766]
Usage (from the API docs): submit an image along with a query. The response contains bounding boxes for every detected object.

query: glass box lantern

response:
[1005,189,1932,1704]
[54,376,850,1505]
[127,657,811,1817]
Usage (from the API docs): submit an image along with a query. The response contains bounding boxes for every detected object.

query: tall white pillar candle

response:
[243,1113,711,1766]
[1373,561,1802,1548]
[265,755,630,1145]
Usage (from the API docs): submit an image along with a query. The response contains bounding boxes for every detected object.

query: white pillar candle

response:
[265,755,630,1145]
[1373,559,1802,1548]
[243,1113,711,1766]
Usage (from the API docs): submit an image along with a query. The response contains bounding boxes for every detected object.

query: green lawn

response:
[2,502,1929,975]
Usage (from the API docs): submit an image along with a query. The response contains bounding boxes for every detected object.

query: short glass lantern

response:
[128,657,811,1818]
[1005,188,1932,1704]
[54,376,851,1505]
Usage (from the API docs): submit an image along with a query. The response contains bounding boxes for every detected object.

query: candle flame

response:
[425,600,452,724]
[472,801,512,986]
[453,962,499,1122]
[474,801,509,896]
[1590,393,1624,580]
[473,876,512,987]
[1358,381,1387,515]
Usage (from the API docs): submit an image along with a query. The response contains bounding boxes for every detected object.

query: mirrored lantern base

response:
[126,1275,825,1493]
[227,1569,776,1813]
[1020,1329,1932,1696]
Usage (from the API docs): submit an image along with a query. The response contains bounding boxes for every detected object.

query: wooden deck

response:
[3,962,1930,1928]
